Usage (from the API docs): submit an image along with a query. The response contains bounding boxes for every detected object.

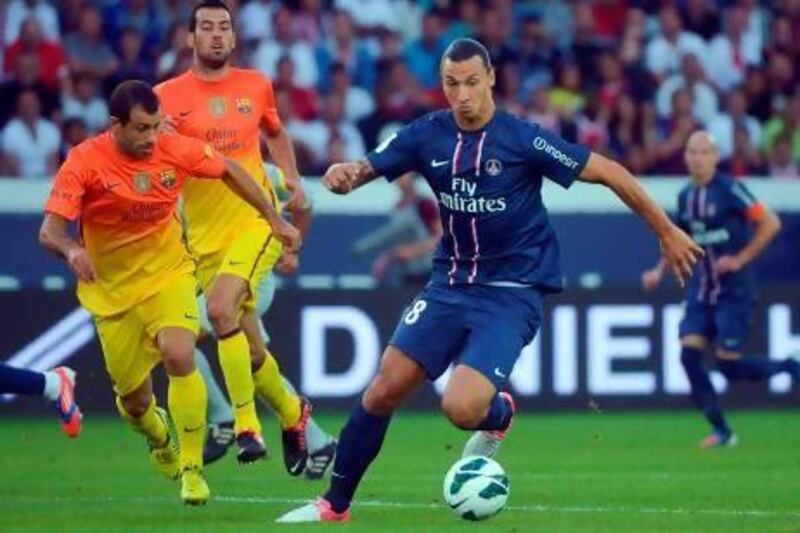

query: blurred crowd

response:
[0,0,799,179]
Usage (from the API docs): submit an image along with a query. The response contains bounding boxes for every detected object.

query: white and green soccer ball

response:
[443,456,509,521]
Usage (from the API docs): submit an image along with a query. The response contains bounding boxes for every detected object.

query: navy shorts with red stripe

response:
[389,283,543,389]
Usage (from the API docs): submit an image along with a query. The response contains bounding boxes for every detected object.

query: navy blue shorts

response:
[389,283,543,389]
[679,294,755,352]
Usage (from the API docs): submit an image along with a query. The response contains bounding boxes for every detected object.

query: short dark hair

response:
[109,80,159,124]
[189,0,233,32]
[440,38,492,71]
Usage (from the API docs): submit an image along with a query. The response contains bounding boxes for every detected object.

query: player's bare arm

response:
[265,128,306,210]
[322,159,379,194]
[220,157,301,252]
[38,213,97,282]
[579,152,704,287]
[716,206,781,274]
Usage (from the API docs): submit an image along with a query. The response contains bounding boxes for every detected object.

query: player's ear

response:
[488,67,496,89]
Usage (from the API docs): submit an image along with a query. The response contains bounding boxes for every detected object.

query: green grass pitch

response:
[0,411,798,532]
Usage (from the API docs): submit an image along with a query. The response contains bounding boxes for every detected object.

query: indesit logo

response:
[533,136,580,170]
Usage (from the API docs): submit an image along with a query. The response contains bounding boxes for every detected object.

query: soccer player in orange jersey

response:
[38,80,299,505]
[155,0,315,474]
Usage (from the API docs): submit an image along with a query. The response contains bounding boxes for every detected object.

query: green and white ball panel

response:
[443,456,509,521]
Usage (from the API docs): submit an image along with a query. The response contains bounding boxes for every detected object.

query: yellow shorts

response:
[94,272,200,397]
[196,222,283,312]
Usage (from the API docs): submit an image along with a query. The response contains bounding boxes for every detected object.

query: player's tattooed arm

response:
[322,159,379,194]
[579,152,704,288]
[39,213,97,282]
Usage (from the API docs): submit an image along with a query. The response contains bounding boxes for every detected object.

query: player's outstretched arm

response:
[579,152,704,287]
[264,129,305,207]
[38,213,96,282]
[322,159,379,195]
[716,205,781,274]
[220,157,301,253]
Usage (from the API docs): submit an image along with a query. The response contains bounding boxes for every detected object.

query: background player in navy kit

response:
[643,131,799,448]
[277,38,703,523]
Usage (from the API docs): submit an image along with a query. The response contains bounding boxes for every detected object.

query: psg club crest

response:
[485,158,503,176]
[159,168,177,189]
[208,96,227,118]
[236,97,252,115]
[133,172,152,194]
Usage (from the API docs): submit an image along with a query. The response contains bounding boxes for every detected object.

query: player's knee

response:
[362,376,405,416]
[161,344,196,376]
[206,297,238,335]
[441,396,483,430]
[120,393,151,419]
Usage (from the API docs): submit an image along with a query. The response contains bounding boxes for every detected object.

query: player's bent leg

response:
[679,336,736,448]
[207,274,265,461]
[715,349,800,383]
[277,347,427,523]
[116,377,179,481]
[158,326,210,504]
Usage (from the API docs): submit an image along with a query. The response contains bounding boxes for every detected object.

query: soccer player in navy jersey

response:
[642,131,799,448]
[277,38,703,523]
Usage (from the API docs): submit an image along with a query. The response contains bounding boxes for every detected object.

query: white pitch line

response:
[6,495,798,520]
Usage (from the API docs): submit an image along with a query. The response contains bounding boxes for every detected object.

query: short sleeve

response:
[725,179,765,221]
[45,151,87,221]
[522,121,590,189]
[366,121,422,181]
[260,78,283,136]
[173,134,227,179]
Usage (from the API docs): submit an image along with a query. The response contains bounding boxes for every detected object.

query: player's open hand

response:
[66,247,97,283]
[714,254,743,275]
[659,225,704,288]
[322,162,359,194]
[270,216,302,254]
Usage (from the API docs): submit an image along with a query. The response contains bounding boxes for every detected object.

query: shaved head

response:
[685,130,719,183]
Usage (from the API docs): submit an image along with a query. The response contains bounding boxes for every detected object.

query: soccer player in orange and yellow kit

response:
[38,80,299,505]
[155,0,312,474]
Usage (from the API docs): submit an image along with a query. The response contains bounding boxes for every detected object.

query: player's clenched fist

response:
[322,162,360,194]
[269,216,302,254]
[659,224,704,288]
[66,247,97,283]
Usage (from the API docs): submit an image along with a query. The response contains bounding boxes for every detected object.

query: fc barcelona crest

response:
[133,172,152,194]
[159,168,177,189]
[236,97,252,115]
[208,96,227,118]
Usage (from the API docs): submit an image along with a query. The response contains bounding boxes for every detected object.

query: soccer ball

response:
[443,456,509,520]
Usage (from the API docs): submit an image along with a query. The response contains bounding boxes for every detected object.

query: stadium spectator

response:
[61,72,108,133]
[59,116,88,162]
[253,6,318,89]
[330,61,374,123]
[516,14,557,97]
[274,55,319,122]
[0,51,59,123]
[655,53,718,127]
[549,62,585,118]
[708,89,762,159]
[238,0,275,46]
[300,93,365,171]
[4,0,60,45]
[316,9,376,91]
[706,5,762,92]
[475,6,516,97]
[679,0,721,41]
[721,122,766,178]
[768,133,799,179]
[103,0,164,58]
[645,6,706,83]
[334,0,400,33]
[595,52,626,115]
[3,17,65,89]
[443,0,481,42]
[653,88,700,175]
[743,66,772,122]
[294,0,329,43]
[403,10,448,90]
[762,93,800,160]
[156,22,191,81]
[0,89,60,178]
[63,7,118,82]
[765,50,795,99]
[526,85,559,133]
[106,26,155,90]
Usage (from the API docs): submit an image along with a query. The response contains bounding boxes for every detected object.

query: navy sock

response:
[0,364,45,396]
[324,402,391,513]
[717,357,799,382]
[680,347,730,435]
[476,393,512,431]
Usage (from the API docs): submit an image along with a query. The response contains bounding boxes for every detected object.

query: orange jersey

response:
[155,68,282,257]
[44,132,227,317]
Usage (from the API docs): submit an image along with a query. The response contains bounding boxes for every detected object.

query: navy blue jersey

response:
[676,173,761,303]
[367,110,589,292]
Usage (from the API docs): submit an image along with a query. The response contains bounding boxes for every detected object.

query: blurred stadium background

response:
[0,1,799,530]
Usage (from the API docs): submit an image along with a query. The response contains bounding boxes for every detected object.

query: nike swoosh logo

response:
[184,313,198,320]
[107,182,121,190]
[184,424,204,433]
[235,401,253,409]
[228,261,244,266]
[179,110,192,118]
[493,368,507,378]
[331,471,345,479]
[431,159,449,168]
[448,497,468,509]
